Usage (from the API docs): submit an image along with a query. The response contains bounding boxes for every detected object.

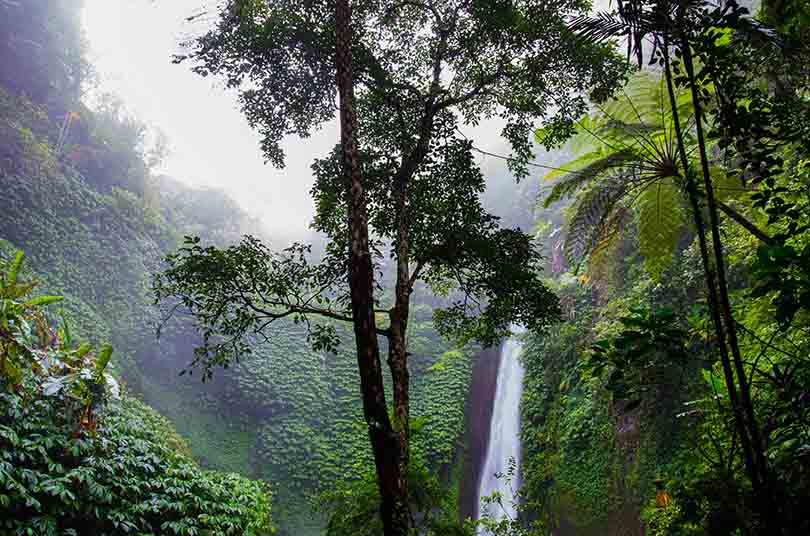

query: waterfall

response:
[476,332,525,533]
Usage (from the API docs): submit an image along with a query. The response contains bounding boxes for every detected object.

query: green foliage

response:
[0,5,488,533]
[0,252,62,384]
[0,107,476,535]
[317,447,470,536]
[635,184,686,280]
[641,501,685,536]
[0,250,274,535]
[183,0,624,173]
[536,71,696,279]
[586,307,690,402]
[518,242,703,534]
[153,236,351,377]
[0,89,58,177]
[238,318,476,533]
[747,159,810,328]
[0,0,90,109]
[475,458,547,536]
[1,385,274,535]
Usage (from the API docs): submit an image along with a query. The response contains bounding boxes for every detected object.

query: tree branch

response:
[716,200,775,245]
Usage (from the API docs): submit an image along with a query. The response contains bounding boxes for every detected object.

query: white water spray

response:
[476,332,525,534]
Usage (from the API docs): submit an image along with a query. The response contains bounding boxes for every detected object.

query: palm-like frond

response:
[536,70,699,279]
[568,11,637,43]
[543,150,636,207]
[587,206,632,280]
[636,181,686,279]
[568,0,674,66]
[564,174,630,266]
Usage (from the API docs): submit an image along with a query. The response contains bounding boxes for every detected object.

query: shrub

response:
[0,250,273,535]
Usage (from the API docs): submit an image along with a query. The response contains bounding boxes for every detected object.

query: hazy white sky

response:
[82,0,341,237]
[81,1,522,237]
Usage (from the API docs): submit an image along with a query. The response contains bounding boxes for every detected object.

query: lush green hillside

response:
[0,252,273,535]
[0,3,478,533]
[0,98,476,532]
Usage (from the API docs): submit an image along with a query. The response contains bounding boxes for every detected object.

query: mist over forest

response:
[1,1,808,536]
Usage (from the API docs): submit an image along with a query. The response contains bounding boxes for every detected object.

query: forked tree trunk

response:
[334,1,410,534]
[385,109,438,533]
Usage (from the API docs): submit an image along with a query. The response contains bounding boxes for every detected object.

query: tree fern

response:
[535,71,697,279]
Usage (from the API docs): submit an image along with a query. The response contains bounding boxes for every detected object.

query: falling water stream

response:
[476,332,525,534]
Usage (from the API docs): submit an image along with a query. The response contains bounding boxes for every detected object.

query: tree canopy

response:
[162,0,628,368]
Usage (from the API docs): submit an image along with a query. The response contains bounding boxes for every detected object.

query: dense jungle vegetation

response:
[1,0,808,535]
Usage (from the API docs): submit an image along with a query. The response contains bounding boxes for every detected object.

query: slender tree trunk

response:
[675,17,780,530]
[333,1,409,534]
[384,105,439,531]
[388,275,411,528]
[661,35,760,487]
[679,38,768,487]
[388,161,413,529]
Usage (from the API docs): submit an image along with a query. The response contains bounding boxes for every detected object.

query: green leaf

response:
[635,182,685,280]
[25,295,64,307]
[94,345,114,381]
[6,251,24,287]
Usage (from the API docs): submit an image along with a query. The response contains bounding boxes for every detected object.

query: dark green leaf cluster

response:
[317,440,470,536]
[182,0,625,174]
[429,226,561,347]
[585,307,690,402]
[308,113,562,346]
[0,251,274,535]
[1,386,274,536]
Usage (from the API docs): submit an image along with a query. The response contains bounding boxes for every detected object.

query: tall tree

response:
[566,0,809,531]
[159,1,622,533]
[333,0,408,530]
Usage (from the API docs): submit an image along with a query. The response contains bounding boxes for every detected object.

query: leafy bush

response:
[0,251,273,535]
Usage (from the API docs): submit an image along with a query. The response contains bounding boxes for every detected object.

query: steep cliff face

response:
[458,344,502,521]
[516,248,699,535]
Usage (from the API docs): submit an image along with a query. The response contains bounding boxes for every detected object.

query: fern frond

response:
[568,11,632,44]
[598,119,664,139]
[564,175,629,266]
[7,251,23,287]
[543,150,636,207]
[587,206,631,282]
[568,113,617,155]
[619,71,666,118]
[709,165,748,202]
[635,182,686,280]
[543,149,607,181]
